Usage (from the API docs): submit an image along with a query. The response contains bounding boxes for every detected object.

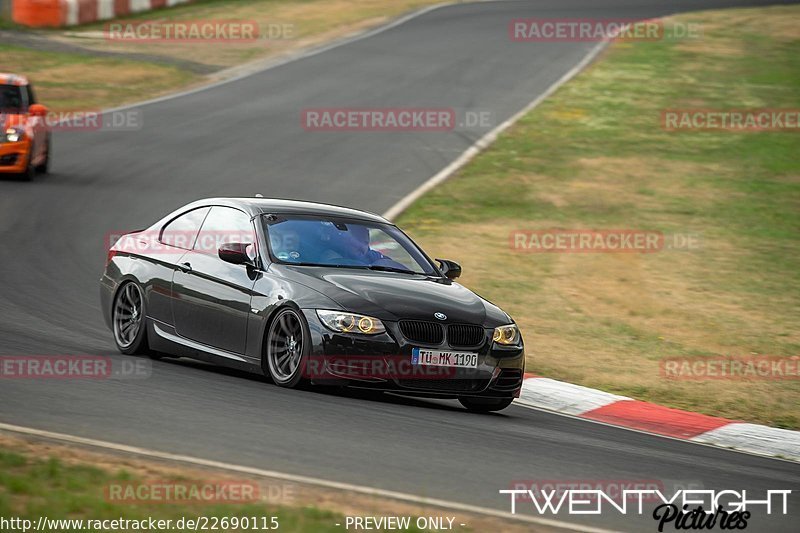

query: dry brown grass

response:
[59,0,444,69]
[6,0,443,111]
[0,46,198,111]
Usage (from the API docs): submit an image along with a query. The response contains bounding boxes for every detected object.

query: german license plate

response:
[412,348,478,369]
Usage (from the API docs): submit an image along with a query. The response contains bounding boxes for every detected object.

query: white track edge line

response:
[0,422,620,533]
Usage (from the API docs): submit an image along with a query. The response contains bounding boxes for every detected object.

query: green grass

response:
[0,446,430,532]
[398,5,800,428]
[0,43,198,111]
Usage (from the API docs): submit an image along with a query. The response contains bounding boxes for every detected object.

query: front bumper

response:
[0,141,30,173]
[301,309,525,399]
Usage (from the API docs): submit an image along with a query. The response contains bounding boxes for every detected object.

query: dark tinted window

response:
[0,85,25,112]
[193,207,255,255]
[160,207,210,250]
[26,85,36,105]
[264,216,435,274]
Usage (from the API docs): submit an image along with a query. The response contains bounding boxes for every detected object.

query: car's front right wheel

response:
[265,307,308,388]
[34,135,50,174]
[459,397,514,413]
[17,152,35,181]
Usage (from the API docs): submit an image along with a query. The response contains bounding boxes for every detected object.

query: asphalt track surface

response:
[1,1,799,531]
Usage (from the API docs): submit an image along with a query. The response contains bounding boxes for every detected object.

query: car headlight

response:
[4,127,24,143]
[493,324,520,345]
[316,310,386,335]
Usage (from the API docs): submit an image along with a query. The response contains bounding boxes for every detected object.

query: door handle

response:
[178,261,192,272]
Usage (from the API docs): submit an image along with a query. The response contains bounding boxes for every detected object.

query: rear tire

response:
[112,281,149,355]
[459,397,514,413]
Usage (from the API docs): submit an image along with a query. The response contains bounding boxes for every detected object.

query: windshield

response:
[0,85,25,113]
[263,215,437,275]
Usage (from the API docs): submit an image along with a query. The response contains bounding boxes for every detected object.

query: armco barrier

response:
[13,0,192,27]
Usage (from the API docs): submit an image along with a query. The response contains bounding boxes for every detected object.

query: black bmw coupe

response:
[100,198,525,412]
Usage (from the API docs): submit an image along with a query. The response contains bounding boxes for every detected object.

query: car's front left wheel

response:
[112,281,149,355]
[17,152,35,181]
[34,135,50,174]
[265,307,309,388]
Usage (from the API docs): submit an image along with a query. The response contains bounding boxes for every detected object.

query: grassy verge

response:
[70,0,442,67]
[0,44,198,111]
[0,441,430,533]
[0,448,349,532]
[398,6,800,428]
[0,435,529,532]
[3,0,441,112]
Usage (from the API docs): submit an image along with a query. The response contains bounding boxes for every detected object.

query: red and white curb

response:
[65,0,192,26]
[13,0,195,27]
[517,374,800,462]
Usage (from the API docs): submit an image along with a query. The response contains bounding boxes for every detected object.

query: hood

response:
[272,265,511,326]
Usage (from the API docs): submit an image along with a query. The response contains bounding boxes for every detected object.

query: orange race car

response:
[0,73,50,181]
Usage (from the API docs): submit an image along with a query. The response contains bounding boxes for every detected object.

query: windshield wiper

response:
[366,265,421,275]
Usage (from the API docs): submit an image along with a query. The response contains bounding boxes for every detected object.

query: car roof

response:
[0,74,29,86]
[184,197,390,224]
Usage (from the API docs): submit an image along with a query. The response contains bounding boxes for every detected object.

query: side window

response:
[193,207,255,256]
[0,85,24,111]
[160,207,210,250]
[26,85,36,105]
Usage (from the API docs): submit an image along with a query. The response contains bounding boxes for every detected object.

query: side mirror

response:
[219,242,256,266]
[436,258,462,280]
[28,104,48,118]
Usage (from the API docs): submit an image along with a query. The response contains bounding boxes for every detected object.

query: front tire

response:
[17,152,35,181]
[265,307,308,388]
[112,281,149,355]
[459,397,514,413]
[34,135,50,174]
